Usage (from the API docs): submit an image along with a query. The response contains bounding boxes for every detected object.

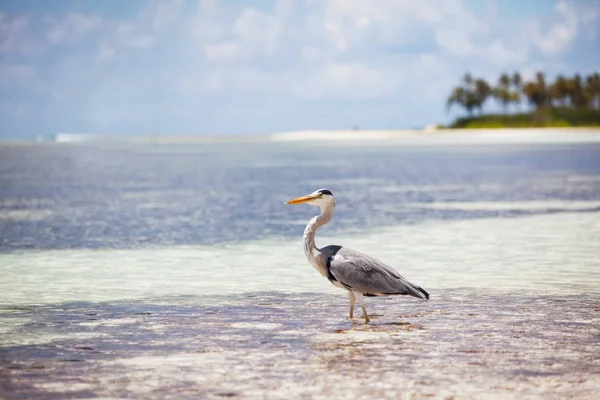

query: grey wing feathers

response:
[323,246,429,300]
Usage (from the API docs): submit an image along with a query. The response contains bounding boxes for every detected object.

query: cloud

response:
[312,0,488,56]
[114,22,155,49]
[0,13,38,54]
[194,0,293,63]
[484,40,528,64]
[44,12,102,45]
[290,62,391,99]
[151,0,184,30]
[93,0,184,62]
[96,42,116,63]
[0,0,599,137]
[187,0,535,100]
[529,0,578,56]
[181,0,501,104]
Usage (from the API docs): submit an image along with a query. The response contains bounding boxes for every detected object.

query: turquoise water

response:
[1,139,600,399]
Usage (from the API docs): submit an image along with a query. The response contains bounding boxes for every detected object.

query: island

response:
[445,72,600,129]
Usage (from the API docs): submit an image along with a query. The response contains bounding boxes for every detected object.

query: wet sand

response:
[1,290,599,399]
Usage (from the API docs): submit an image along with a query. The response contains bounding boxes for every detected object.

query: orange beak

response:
[285,194,320,205]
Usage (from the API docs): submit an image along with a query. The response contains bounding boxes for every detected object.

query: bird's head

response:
[285,188,335,208]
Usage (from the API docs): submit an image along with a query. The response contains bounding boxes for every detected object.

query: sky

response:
[1,0,599,139]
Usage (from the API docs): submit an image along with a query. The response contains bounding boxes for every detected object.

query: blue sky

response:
[1,0,599,139]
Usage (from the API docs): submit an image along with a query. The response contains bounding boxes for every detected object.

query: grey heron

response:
[285,188,430,324]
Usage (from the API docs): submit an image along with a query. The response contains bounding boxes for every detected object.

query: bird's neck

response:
[303,204,333,274]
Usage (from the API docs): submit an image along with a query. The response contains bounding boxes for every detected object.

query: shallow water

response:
[1,139,600,399]
[1,212,599,308]
[2,141,600,250]
[1,290,599,400]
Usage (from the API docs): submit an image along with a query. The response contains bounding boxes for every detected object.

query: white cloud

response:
[93,1,184,60]
[168,0,599,114]
[152,0,184,30]
[233,8,280,55]
[189,0,229,44]
[290,62,390,99]
[183,1,457,102]
[115,22,155,49]
[484,40,528,64]
[186,0,507,100]
[96,42,116,63]
[578,1,599,40]
[314,0,487,56]
[0,13,34,54]
[203,40,242,62]
[44,13,102,45]
[530,0,578,56]
[1,0,599,134]
[194,2,293,63]
[435,28,475,57]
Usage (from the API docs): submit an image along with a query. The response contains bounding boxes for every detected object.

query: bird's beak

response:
[285,194,319,205]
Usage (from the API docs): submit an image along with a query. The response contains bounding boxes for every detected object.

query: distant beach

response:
[269,127,600,144]
[4,127,600,146]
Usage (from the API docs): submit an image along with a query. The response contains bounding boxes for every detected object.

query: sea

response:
[1,133,599,399]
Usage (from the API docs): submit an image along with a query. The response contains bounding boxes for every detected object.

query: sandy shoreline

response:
[2,127,600,145]
[269,127,600,143]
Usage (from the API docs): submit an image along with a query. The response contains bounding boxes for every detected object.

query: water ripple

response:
[2,142,600,250]
[1,291,599,399]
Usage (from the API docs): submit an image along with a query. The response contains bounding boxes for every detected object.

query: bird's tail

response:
[409,284,430,300]
[416,285,430,300]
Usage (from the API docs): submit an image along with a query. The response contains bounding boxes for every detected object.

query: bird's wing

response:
[322,246,429,299]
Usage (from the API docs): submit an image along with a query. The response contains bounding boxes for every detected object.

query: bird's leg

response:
[355,293,370,324]
[348,291,356,319]
[362,306,370,324]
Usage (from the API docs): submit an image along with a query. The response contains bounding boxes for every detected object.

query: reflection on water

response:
[1,142,600,250]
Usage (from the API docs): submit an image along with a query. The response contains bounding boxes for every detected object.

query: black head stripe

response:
[317,189,333,196]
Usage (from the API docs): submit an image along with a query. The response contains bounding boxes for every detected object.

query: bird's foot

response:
[364,316,370,324]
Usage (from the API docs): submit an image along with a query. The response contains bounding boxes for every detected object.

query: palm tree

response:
[549,75,568,107]
[535,72,549,107]
[463,72,473,86]
[494,73,511,114]
[511,72,522,112]
[446,70,600,126]
[521,72,550,111]
[464,92,478,116]
[523,80,547,111]
[447,87,466,114]
[474,79,491,115]
[446,73,487,117]
[512,72,522,89]
[523,81,538,110]
[585,72,600,109]
[568,74,591,109]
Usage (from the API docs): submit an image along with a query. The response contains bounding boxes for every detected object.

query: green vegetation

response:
[446,72,600,128]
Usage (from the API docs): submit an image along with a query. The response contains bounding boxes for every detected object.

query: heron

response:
[285,188,430,324]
